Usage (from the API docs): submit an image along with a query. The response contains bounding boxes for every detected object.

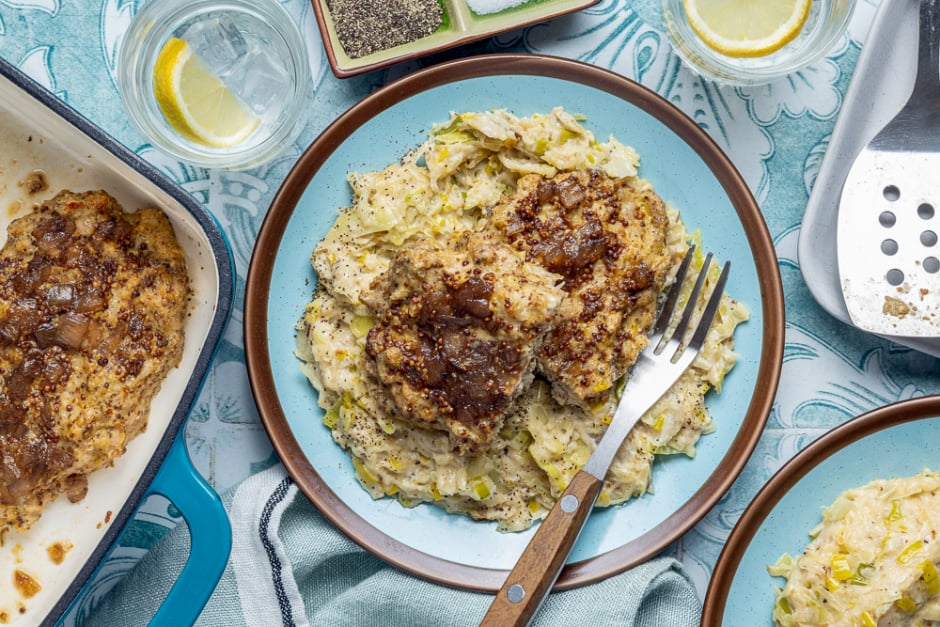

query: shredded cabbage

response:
[771,470,940,626]
[298,108,746,532]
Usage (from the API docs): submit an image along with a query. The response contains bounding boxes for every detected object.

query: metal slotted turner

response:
[837,0,940,337]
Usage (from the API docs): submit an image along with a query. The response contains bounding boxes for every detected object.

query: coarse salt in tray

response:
[310,0,600,77]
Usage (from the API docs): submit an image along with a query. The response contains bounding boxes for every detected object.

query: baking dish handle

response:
[145,432,232,625]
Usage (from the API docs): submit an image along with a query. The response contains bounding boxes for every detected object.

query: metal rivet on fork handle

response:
[507,584,525,604]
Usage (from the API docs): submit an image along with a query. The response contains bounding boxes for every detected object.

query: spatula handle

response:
[914,0,940,97]
[479,470,603,627]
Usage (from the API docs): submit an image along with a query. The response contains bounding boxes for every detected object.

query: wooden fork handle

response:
[480,470,603,627]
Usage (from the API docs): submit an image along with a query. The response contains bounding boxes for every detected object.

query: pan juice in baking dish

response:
[297,108,748,532]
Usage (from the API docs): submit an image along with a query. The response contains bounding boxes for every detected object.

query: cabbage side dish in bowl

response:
[296,107,747,532]
[245,54,783,590]
[703,396,940,626]
[769,470,940,626]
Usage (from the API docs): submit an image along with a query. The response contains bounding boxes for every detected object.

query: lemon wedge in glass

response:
[682,0,812,58]
[152,37,260,148]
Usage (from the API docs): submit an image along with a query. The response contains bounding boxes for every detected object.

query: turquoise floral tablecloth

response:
[2,0,940,621]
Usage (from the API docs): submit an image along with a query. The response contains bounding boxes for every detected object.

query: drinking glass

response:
[662,0,857,85]
[117,0,311,169]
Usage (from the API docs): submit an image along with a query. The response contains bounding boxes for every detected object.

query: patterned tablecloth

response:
[3,0,940,618]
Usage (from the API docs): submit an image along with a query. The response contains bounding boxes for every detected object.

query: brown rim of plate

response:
[244,53,786,592]
[701,394,940,626]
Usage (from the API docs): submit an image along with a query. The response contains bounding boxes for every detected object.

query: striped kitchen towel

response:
[84,464,702,626]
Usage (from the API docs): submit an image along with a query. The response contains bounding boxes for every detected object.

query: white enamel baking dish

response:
[0,56,234,625]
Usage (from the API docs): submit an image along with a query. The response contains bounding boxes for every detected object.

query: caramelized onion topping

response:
[366,272,527,427]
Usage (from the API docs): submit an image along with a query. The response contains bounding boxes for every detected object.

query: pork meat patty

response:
[361,231,564,453]
[0,190,190,531]
[488,168,671,403]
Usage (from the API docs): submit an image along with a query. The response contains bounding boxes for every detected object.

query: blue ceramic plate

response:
[245,54,784,590]
[704,395,940,626]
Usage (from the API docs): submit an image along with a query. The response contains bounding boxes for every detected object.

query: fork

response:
[480,246,730,627]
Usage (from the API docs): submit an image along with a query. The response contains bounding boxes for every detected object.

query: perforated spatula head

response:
[838,151,940,336]
[836,0,940,337]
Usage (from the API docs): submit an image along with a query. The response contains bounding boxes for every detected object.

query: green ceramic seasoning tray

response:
[311,0,600,77]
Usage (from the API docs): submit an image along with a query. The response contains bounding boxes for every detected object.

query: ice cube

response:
[180,14,249,80]
[178,13,294,123]
[223,47,291,122]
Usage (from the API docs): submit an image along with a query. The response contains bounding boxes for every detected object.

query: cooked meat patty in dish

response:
[488,168,671,403]
[361,231,564,452]
[0,189,190,532]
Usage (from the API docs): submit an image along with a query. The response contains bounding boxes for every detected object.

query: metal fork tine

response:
[688,260,730,351]
[668,252,714,352]
[653,245,696,339]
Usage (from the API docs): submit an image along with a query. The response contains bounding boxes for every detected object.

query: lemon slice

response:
[152,37,260,148]
[682,0,812,58]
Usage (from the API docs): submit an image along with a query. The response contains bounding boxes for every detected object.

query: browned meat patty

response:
[0,190,190,531]
[488,169,671,403]
[361,231,564,452]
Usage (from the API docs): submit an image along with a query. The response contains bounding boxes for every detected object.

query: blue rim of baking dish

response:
[0,55,236,626]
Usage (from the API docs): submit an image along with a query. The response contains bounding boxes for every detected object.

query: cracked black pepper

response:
[326,0,444,59]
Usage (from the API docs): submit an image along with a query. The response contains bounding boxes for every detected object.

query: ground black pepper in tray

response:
[326,0,444,59]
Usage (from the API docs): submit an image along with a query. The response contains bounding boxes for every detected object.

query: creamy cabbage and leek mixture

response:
[770,470,940,626]
[297,108,747,531]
